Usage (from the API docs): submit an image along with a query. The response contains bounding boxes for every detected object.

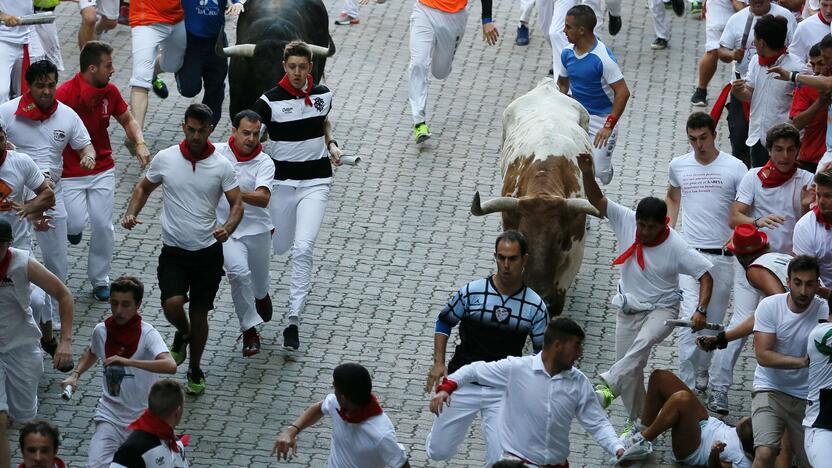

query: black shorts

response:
[157,242,224,310]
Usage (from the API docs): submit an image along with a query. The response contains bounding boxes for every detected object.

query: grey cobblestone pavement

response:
[9,1,757,466]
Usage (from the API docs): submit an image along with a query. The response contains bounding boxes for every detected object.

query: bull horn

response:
[565,198,601,218]
[471,192,519,216]
[220,44,257,58]
[307,44,331,56]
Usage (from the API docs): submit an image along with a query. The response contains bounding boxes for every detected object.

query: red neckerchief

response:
[128,409,180,453]
[227,136,262,162]
[758,48,787,66]
[18,458,65,468]
[612,217,671,270]
[814,205,832,230]
[278,74,313,107]
[178,139,215,172]
[820,10,831,25]
[104,314,142,358]
[0,249,13,280]
[337,394,384,423]
[757,159,797,188]
[15,92,57,122]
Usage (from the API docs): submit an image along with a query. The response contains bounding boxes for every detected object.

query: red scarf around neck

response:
[178,139,215,172]
[0,249,13,280]
[15,92,57,122]
[612,217,671,270]
[104,314,142,358]
[814,205,832,230]
[337,394,384,424]
[757,159,797,188]
[821,10,831,25]
[227,136,262,162]
[278,74,313,107]
[758,48,787,66]
[128,409,180,453]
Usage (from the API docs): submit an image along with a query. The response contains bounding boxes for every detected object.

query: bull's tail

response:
[327,33,336,57]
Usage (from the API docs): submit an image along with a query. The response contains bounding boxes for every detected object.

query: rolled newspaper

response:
[664,319,724,331]
[60,385,73,401]
[2,13,57,26]
[340,155,361,166]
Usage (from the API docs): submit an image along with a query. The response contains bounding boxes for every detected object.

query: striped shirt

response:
[252,84,333,187]
[437,277,548,373]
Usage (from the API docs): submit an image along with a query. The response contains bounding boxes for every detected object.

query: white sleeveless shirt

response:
[0,247,41,352]
[750,252,791,288]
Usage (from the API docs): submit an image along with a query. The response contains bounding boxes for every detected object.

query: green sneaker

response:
[151,76,169,99]
[595,382,615,409]
[620,418,636,438]
[170,331,188,366]
[690,0,703,16]
[414,122,431,143]
[186,368,205,396]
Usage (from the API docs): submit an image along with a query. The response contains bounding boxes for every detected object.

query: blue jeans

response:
[175,32,228,126]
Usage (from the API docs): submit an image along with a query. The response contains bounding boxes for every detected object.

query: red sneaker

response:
[241,327,261,357]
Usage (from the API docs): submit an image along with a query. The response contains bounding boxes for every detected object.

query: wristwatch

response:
[695,306,707,316]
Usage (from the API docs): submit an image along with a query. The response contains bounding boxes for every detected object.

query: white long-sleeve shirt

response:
[447,353,623,465]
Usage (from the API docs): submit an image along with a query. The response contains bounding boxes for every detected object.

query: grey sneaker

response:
[695,369,709,393]
[707,389,729,415]
[613,433,653,465]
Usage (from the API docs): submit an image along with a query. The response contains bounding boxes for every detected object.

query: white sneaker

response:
[612,433,653,465]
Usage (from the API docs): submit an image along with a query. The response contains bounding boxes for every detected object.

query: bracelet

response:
[482,17,493,24]
[753,217,761,227]
[790,71,799,83]
[327,140,338,149]
[288,424,301,433]
[604,115,618,130]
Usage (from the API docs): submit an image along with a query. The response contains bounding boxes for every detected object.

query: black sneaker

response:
[547,68,554,76]
[283,324,300,350]
[67,232,83,245]
[671,0,685,16]
[609,13,622,36]
[651,38,668,50]
[151,76,169,99]
[691,87,708,107]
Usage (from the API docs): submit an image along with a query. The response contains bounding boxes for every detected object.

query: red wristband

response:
[436,377,458,394]
[604,115,618,129]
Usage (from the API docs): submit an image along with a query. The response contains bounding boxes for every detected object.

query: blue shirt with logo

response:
[560,40,625,116]
[182,0,238,38]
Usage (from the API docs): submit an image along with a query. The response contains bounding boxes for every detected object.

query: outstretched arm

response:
[272,401,325,461]
[576,153,607,218]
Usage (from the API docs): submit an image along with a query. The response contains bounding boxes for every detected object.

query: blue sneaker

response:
[516,24,530,46]
[93,285,110,302]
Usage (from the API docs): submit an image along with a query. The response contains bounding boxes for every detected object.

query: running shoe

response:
[691,87,708,107]
[334,13,359,25]
[283,324,300,350]
[186,368,205,395]
[695,368,709,393]
[651,38,669,50]
[516,24,530,46]
[170,331,188,366]
[707,389,729,415]
[93,286,110,303]
[67,232,83,245]
[241,327,261,357]
[151,76,169,99]
[690,0,703,16]
[671,0,685,16]
[414,122,431,143]
[595,382,615,409]
[609,14,622,36]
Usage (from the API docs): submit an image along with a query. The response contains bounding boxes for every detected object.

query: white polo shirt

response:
[0,1,32,44]
[668,151,747,249]
[0,98,91,180]
[320,393,408,468]
[735,167,814,254]
[214,143,274,239]
[607,200,713,308]
[789,13,830,64]
[447,353,623,465]
[719,4,797,77]
[793,210,832,286]
[753,293,829,399]
[0,150,44,247]
[144,144,238,251]
[744,52,805,148]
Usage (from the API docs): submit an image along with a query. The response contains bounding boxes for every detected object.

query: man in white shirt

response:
[0,2,32,104]
[429,317,626,466]
[578,153,714,430]
[273,363,410,467]
[665,112,747,396]
[0,60,96,336]
[788,0,832,63]
[60,276,176,468]
[804,320,832,467]
[750,255,828,467]
[214,110,275,357]
[730,15,805,168]
[690,0,745,107]
[122,103,242,396]
[793,168,832,286]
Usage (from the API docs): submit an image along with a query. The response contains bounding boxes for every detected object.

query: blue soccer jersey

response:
[560,40,624,116]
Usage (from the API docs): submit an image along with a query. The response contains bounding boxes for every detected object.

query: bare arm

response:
[697,272,713,309]
[425,333,449,392]
[324,117,341,166]
[577,154,608,218]
[754,331,809,369]
[608,80,630,121]
[15,180,54,218]
[28,257,73,370]
[122,177,160,229]
[116,110,150,169]
[215,187,243,241]
[104,352,177,374]
[791,93,830,129]
[666,185,681,228]
[557,76,570,94]
[730,80,753,102]
[61,346,98,390]
[729,201,755,228]
[241,186,270,208]
[272,401,326,460]
[717,46,743,63]
[731,0,745,10]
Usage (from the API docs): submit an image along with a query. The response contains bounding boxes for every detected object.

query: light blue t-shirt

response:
[560,40,624,116]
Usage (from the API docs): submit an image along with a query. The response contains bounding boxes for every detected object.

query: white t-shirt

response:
[0,248,40,353]
[744,53,805,148]
[606,200,714,308]
[668,151,747,248]
[89,321,169,428]
[804,322,832,428]
[320,393,408,468]
[0,1,31,44]
[793,210,832,286]
[734,168,814,254]
[214,143,274,239]
[753,293,829,399]
[789,13,830,64]
[0,98,91,180]
[0,151,44,248]
[145,145,238,251]
[719,4,798,77]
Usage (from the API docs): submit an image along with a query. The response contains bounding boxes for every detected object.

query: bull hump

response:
[503,155,581,198]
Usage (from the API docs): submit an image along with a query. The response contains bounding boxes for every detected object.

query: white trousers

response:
[537,0,554,46]
[223,231,271,332]
[129,22,187,89]
[600,307,677,420]
[649,0,672,40]
[63,169,115,288]
[677,254,734,389]
[29,23,64,71]
[709,261,761,392]
[519,0,536,24]
[87,420,130,468]
[408,1,468,124]
[425,384,503,465]
[587,114,618,185]
[0,342,43,421]
[0,40,22,104]
[806,428,832,468]
[270,184,329,321]
[35,183,68,330]
[341,0,360,18]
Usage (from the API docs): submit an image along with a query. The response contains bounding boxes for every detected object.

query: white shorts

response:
[677,417,723,465]
[79,0,120,19]
[806,427,832,468]
[0,342,44,421]
[129,22,187,90]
